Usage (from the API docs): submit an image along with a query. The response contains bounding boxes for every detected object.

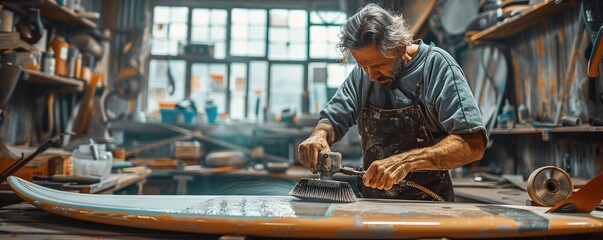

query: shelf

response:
[470,0,579,42]
[0,33,36,52]
[491,125,603,135]
[5,0,97,30]
[20,69,84,92]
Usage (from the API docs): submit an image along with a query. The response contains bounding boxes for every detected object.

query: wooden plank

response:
[21,69,84,92]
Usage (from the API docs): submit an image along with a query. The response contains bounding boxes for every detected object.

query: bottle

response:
[42,48,55,74]
[498,99,516,129]
[49,37,69,76]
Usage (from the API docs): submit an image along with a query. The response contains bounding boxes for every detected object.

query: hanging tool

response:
[289,151,445,203]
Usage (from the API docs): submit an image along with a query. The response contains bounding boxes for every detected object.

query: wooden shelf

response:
[491,125,603,135]
[0,33,36,52]
[470,0,579,42]
[20,69,84,92]
[5,0,96,30]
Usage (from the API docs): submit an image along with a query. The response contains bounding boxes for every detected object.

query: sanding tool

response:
[290,151,445,203]
[289,151,359,203]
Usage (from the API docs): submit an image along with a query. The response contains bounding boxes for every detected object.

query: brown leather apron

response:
[356,46,455,201]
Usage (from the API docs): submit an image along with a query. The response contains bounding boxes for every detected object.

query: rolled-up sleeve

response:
[319,67,364,142]
[425,51,486,142]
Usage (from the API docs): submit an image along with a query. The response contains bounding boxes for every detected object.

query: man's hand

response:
[298,132,330,173]
[298,122,334,173]
[363,155,410,190]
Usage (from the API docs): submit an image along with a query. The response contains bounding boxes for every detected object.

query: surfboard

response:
[8,176,603,239]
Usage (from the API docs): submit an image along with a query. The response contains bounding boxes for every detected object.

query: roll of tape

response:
[527,166,573,207]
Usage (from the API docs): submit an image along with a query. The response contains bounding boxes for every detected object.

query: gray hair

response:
[337,3,413,63]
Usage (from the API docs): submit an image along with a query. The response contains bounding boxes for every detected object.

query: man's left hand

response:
[362,155,410,191]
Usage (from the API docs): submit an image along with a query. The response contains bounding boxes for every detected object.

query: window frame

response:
[146,0,346,121]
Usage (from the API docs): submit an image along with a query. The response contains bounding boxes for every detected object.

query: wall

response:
[478,8,603,179]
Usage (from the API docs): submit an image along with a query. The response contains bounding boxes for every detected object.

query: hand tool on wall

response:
[289,151,445,203]
[588,26,603,103]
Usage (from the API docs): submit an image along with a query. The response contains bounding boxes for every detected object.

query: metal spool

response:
[527,166,573,207]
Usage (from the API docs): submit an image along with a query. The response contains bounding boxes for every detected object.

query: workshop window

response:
[191,8,228,59]
[152,6,188,55]
[229,63,247,119]
[270,64,303,117]
[268,9,307,60]
[309,11,346,59]
[248,61,268,121]
[308,63,355,114]
[231,8,267,57]
[190,63,228,116]
[147,60,187,113]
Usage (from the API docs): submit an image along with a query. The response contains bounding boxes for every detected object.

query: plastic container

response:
[205,100,218,124]
[72,141,113,181]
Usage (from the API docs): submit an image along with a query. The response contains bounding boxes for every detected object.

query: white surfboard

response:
[8,176,603,239]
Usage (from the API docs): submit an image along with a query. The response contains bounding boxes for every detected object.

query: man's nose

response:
[367,68,381,81]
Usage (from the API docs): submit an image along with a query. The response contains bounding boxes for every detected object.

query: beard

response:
[377,57,405,88]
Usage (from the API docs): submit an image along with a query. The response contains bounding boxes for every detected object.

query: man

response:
[298,3,486,201]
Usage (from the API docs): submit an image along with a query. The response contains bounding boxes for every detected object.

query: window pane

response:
[191,26,209,41]
[168,40,180,55]
[231,25,248,39]
[269,28,287,42]
[230,40,247,56]
[289,43,306,60]
[153,23,168,38]
[270,9,288,27]
[248,40,265,56]
[232,9,248,24]
[327,63,354,87]
[248,61,268,120]
[249,26,266,40]
[249,10,266,24]
[308,63,328,114]
[310,42,327,59]
[190,63,228,116]
[171,7,189,23]
[310,11,346,24]
[310,26,326,41]
[151,39,169,55]
[211,10,227,25]
[154,6,170,23]
[192,9,209,24]
[268,42,287,60]
[147,60,186,113]
[210,26,226,40]
[289,28,306,43]
[170,23,188,40]
[230,63,247,119]
[270,64,303,117]
[328,26,340,43]
[214,42,226,59]
[289,10,307,28]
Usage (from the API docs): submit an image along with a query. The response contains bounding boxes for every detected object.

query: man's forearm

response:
[312,121,336,145]
[397,131,485,171]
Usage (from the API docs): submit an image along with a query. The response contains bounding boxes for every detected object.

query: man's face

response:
[351,43,399,85]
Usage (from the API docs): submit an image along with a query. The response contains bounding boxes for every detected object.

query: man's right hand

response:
[298,129,330,173]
